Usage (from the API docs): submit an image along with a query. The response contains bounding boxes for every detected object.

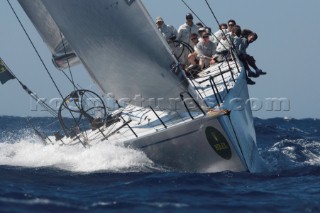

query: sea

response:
[0,116,319,213]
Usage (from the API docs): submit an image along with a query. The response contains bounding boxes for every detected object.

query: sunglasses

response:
[191,37,198,40]
[202,36,209,39]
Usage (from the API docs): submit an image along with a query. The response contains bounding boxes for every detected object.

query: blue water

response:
[0,116,319,213]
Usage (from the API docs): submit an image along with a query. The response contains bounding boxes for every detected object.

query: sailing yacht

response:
[12,0,267,173]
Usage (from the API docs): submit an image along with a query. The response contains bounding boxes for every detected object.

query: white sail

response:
[18,0,80,69]
[36,0,189,106]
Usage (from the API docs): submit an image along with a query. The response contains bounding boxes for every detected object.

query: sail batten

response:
[33,0,189,105]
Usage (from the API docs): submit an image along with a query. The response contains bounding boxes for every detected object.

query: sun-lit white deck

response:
[50,59,243,149]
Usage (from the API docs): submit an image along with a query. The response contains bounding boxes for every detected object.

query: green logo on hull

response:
[205,127,232,160]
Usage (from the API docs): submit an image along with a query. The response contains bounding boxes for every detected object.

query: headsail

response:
[18,0,80,70]
[29,0,190,107]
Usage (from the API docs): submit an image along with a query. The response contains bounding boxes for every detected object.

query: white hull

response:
[126,70,266,173]
[51,66,267,173]
[219,72,267,173]
[17,0,268,173]
[127,114,246,173]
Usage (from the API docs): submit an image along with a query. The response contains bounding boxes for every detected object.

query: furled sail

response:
[18,0,80,69]
[28,0,190,106]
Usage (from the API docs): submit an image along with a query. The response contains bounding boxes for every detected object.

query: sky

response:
[0,0,319,119]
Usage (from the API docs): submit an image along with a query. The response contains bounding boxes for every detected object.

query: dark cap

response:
[196,22,204,28]
[186,13,193,20]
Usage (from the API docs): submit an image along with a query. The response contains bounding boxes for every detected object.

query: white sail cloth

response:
[18,0,80,69]
[20,0,190,107]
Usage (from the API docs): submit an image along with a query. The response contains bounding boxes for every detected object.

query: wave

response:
[0,117,320,173]
[0,135,159,173]
[253,118,320,172]
[263,139,320,170]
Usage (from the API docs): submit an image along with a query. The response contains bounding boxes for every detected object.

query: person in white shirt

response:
[155,16,177,42]
[212,23,228,46]
[214,25,240,63]
[177,13,199,45]
[187,33,200,66]
[215,24,245,54]
[176,13,199,66]
[196,33,216,70]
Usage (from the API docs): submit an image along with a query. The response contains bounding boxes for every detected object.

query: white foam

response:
[304,141,320,166]
[268,139,320,166]
[0,135,156,173]
[0,197,75,208]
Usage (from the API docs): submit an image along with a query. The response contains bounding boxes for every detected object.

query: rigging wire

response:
[1,57,58,117]
[7,0,73,101]
[180,0,207,27]
[18,80,58,117]
[6,0,65,100]
[204,0,237,51]
[7,0,88,146]
[17,77,58,117]
[57,31,109,119]
[59,31,77,91]
[180,0,230,52]
[204,0,221,28]
[200,1,246,165]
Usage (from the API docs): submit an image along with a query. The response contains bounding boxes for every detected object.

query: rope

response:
[6,0,64,100]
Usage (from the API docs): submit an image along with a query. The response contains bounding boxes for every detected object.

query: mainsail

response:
[19,0,190,107]
[18,0,80,69]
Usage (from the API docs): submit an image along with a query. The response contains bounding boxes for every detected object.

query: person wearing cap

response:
[176,13,199,65]
[177,13,199,45]
[187,33,200,65]
[195,32,216,70]
[185,33,202,76]
[197,27,207,42]
[155,16,177,42]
